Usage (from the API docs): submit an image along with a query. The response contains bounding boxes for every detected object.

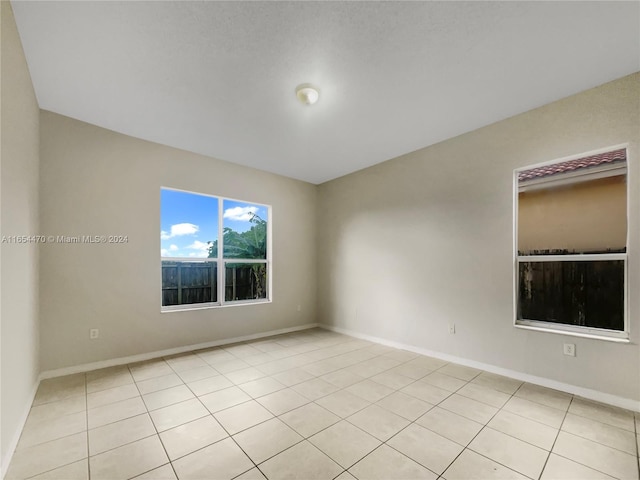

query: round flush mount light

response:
[295,84,320,105]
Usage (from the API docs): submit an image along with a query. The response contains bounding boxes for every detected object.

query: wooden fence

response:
[162,261,217,306]
[162,261,267,306]
[518,260,624,330]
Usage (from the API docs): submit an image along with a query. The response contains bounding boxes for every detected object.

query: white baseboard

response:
[1,376,41,480]
[40,323,319,380]
[320,324,640,413]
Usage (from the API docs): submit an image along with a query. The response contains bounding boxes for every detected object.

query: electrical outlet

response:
[563,343,575,356]
[90,328,99,339]
[448,323,455,334]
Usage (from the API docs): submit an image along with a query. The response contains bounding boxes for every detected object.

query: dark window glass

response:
[517,260,624,331]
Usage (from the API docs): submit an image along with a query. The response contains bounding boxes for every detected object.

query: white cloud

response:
[161,223,199,239]
[169,244,179,251]
[223,206,258,222]
[186,240,210,258]
[161,248,169,257]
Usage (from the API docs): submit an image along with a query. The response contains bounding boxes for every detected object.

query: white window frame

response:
[161,188,272,312]
[513,144,629,342]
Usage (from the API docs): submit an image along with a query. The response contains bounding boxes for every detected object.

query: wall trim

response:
[1,377,41,480]
[40,323,319,380]
[320,324,640,413]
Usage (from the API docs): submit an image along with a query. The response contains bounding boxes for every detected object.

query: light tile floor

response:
[6,328,640,480]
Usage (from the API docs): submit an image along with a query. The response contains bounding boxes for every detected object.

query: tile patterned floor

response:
[5,328,640,480]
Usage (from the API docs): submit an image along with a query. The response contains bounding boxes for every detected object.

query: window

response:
[161,188,270,310]
[514,147,628,340]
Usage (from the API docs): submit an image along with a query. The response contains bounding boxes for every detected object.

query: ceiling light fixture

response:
[295,84,320,105]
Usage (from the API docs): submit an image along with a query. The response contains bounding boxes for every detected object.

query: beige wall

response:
[317,73,640,402]
[519,175,627,253]
[1,0,40,471]
[39,112,317,371]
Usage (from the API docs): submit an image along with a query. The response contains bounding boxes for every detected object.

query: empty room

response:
[1,1,639,479]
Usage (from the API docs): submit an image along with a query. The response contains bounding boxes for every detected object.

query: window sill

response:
[161,299,271,313]
[514,322,630,343]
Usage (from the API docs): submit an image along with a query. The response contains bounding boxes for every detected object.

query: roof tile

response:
[518,149,626,182]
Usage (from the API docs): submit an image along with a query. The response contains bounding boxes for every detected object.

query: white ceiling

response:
[11,1,640,184]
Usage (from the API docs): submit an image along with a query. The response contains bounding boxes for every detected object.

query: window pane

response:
[517,260,624,331]
[224,263,267,301]
[161,189,219,259]
[222,200,267,259]
[518,175,626,255]
[162,261,217,306]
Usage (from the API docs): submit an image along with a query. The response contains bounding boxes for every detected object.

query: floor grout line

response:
[9,329,639,480]
[126,362,179,480]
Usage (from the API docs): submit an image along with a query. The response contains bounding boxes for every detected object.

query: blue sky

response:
[161,188,268,258]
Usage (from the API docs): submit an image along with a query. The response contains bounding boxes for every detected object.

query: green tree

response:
[207,213,266,259]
